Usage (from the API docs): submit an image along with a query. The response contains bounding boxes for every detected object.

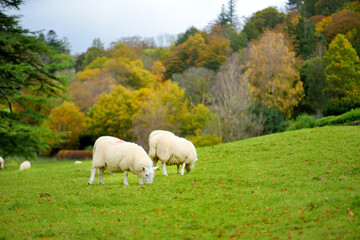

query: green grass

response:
[1,126,360,239]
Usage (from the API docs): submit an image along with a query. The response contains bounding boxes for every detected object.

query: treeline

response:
[1,0,360,157]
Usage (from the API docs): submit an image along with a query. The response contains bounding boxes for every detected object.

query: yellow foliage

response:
[76,68,101,81]
[246,30,304,117]
[316,16,333,34]
[47,101,86,148]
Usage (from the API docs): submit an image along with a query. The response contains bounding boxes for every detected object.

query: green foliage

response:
[285,114,316,131]
[0,1,66,158]
[316,108,360,126]
[175,26,199,46]
[0,126,359,239]
[250,104,286,134]
[314,0,353,16]
[242,7,287,42]
[172,67,216,105]
[324,34,360,106]
[295,17,318,58]
[84,56,107,70]
[300,57,329,114]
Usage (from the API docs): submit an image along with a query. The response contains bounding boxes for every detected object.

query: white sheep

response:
[0,156,4,170]
[75,161,82,164]
[88,136,158,185]
[19,161,31,171]
[149,133,197,176]
[148,130,175,144]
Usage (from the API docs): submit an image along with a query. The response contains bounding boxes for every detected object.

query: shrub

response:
[316,108,360,126]
[56,150,92,160]
[185,130,222,147]
[286,114,316,131]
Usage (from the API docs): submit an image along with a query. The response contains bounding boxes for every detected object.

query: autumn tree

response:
[47,102,86,149]
[316,9,360,44]
[86,85,140,140]
[132,81,213,149]
[246,30,304,117]
[0,0,66,157]
[213,54,264,142]
[164,33,206,78]
[323,34,360,111]
[198,33,231,71]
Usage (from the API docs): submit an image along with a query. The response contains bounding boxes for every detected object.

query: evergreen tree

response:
[227,0,238,26]
[324,34,360,106]
[0,0,66,157]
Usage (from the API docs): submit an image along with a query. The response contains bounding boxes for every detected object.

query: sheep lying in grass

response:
[0,156,4,170]
[88,136,158,185]
[19,161,31,171]
[75,161,82,164]
[149,133,197,176]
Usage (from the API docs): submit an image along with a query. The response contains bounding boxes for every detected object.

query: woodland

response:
[1,0,360,157]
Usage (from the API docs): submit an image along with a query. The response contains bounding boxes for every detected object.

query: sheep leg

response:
[177,165,181,174]
[98,168,105,184]
[138,175,144,185]
[123,171,129,185]
[88,167,96,185]
[161,162,168,176]
[180,162,186,175]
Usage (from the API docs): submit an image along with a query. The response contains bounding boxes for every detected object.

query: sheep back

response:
[92,136,152,175]
[150,134,197,166]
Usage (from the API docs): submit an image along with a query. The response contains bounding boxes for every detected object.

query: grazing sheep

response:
[19,161,31,171]
[0,156,4,170]
[149,133,197,176]
[148,130,175,144]
[88,136,158,185]
[75,161,82,164]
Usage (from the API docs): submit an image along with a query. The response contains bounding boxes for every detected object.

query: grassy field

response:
[0,126,359,239]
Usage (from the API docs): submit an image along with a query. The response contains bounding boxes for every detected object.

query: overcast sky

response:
[7,0,286,54]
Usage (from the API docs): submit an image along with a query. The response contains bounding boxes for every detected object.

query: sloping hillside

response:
[0,126,359,239]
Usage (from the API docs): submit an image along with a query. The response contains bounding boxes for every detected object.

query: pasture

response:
[0,126,359,239]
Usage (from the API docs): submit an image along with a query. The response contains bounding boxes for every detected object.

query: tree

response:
[300,57,328,115]
[172,67,216,105]
[246,30,304,117]
[176,26,199,46]
[47,102,86,149]
[213,54,264,142]
[0,0,66,157]
[164,33,206,78]
[227,0,238,26]
[132,81,213,149]
[198,32,231,71]
[86,85,140,140]
[323,34,360,106]
[295,17,318,58]
[242,7,286,42]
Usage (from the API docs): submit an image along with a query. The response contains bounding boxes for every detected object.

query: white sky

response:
[7,0,286,54]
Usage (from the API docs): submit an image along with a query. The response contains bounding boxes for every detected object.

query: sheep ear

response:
[142,167,145,172]
[152,166,159,171]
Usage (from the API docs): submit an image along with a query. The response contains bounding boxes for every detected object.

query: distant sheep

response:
[149,133,197,176]
[88,136,158,185]
[75,161,82,164]
[19,161,31,171]
[0,156,4,170]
